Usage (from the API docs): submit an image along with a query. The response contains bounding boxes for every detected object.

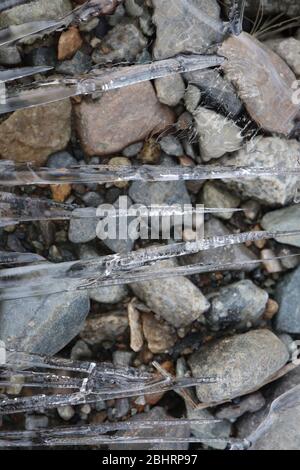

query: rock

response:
[215,392,266,422]
[96,195,135,253]
[27,47,57,67]
[81,191,104,208]
[58,26,83,61]
[275,265,300,334]
[206,280,269,331]
[128,302,144,352]
[56,50,92,75]
[245,0,300,16]
[267,37,300,76]
[159,135,184,157]
[260,249,283,274]
[138,139,161,164]
[261,205,300,248]
[130,258,210,328]
[155,74,185,107]
[185,69,243,117]
[0,46,21,65]
[0,291,90,355]
[184,217,259,271]
[219,137,300,205]
[0,101,71,165]
[152,0,223,59]
[236,365,300,450]
[92,23,147,64]
[80,311,128,346]
[187,406,231,450]
[68,208,98,243]
[110,406,190,450]
[47,151,77,168]
[91,284,128,304]
[113,350,133,368]
[51,184,71,202]
[194,107,243,161]
[57,405,75,421]
[70,339,92,360]
[188,330,289,402]
[109,157,132,189]
[202,181,240,220]
[122,142,143,157]
[75,81,175,156]
[0,0,72,44]
[125,0,144,17]
[184,84,202,113]
[142,312,177,354]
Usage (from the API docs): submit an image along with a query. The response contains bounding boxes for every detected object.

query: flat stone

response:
[152,0,223,59]
[130,258,210,328]
[202,181,240,220]
[206,280,269,331]
[155,74,186,107]
[261,205,300,248]
[0,101,71,165]
[0,291,90,355]
[275,265,300,334]
[194,107,243,161]
[219,137,300,205]
[68,208,98,243]
[188,329,288,402]
[75,81,175,156]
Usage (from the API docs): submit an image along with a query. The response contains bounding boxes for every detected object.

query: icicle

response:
[1,161,300,186]
[0,66,53,84]
[0,251,44,265]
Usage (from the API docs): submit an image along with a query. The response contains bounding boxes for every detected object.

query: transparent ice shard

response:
[0,55,224,113]
[0,66,53,84]
[0,251,44,265]
[0,231,299,300]
[1,161,300,186]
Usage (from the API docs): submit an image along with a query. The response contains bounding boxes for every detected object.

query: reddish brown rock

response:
[58,26,83,60]
[75,81,175,156]
[0,100,72,165]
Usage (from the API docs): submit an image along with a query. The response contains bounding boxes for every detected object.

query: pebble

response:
[159,135,184,157]
[57,405,75,422]
[56,50,92,75]
[0,45,21,65]
[142,312,177,354]
[92,23,147,64]
[75,81,175,156]
[51,184,72,202]
[0,291,90,355]
[68,208,99,243]
[184,84,201,113]
[70,339,92,360]
[138,139,161,164]
[110,406,190,450]
[194,107,243,161]
[125,0,144,17]
[187,406,231,450]
[206,279,269,331]
[58,26,83,61]
[47,151,77,168]
[81,191,104,208]
[130,258,210,328]
[122,142,144,158]
[240,200,261,221]
[27,47,57,67]
[109,157,132,189]
[185,217,259,271]
[266,37,300,76]
[202,181,240,220]
[185,68,243,118]
[152,0,223,59]
[275,265,300,334]
[128,301,144,353]
[0,101,72,165]
[188,329,289,402]
[155,74,186,107]
[219,137,300,205]
[80,311,129,346]
[261,205,300,248]
[260,249,283,273]
[215,392,266,422]
[113,350,133,368]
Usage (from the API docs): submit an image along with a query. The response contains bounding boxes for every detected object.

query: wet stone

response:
[275,265,300,334]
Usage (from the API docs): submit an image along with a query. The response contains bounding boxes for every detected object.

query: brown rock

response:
[80,311,128,346]
[58,26,83,61]
[75,81,175,156]
[142,312,176,354]
[51,184,72,202]
[0,101,72,165]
